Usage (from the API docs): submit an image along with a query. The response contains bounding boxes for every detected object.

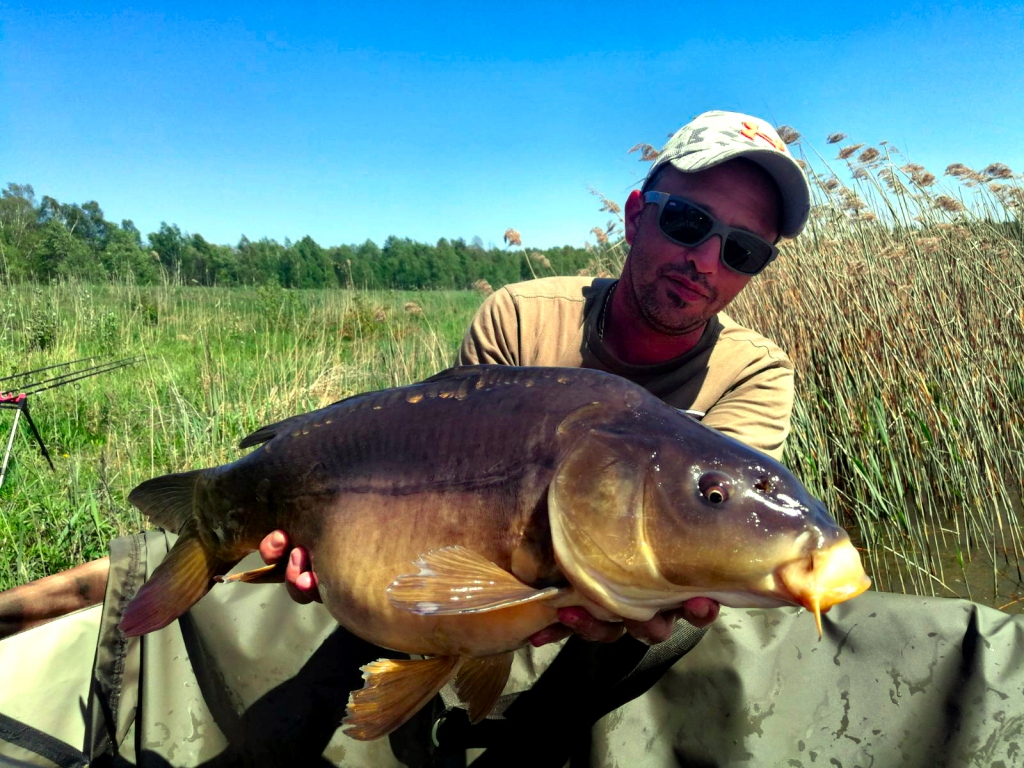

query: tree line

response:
[0,183,600,290]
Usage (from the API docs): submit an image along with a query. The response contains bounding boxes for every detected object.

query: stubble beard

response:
[629,247,717,337]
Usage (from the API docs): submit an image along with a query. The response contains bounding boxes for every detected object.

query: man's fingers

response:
[624,612,677,645]
[528,624,573,647]
[259,530,290,564]
[623,598,721,644]
[284,548,322,603]
[258,531,322,604]
[681,597,720,628]
[556,607,626,643]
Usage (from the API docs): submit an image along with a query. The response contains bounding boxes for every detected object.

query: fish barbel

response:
[120,365,871,740]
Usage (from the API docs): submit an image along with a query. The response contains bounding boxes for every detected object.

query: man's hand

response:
[527,600,719,647]
[259,530,321,604]
[258,530,721,643]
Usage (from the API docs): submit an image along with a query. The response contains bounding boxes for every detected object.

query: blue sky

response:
[1,2,1021,249]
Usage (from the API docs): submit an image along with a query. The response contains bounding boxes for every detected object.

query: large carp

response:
[121,365,870,740]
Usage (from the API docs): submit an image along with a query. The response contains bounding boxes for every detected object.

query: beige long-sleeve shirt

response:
[457,276,794,460]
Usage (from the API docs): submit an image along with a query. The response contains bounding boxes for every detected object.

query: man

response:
[260,111,816,755]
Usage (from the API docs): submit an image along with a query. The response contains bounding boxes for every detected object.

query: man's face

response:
[622,160,781,337]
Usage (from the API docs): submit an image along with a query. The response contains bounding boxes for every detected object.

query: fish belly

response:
[305,489,563,657]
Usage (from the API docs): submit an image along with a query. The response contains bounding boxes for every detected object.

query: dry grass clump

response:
[628,143,660,162]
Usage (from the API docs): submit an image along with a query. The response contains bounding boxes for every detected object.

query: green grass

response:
[0,283,482,588]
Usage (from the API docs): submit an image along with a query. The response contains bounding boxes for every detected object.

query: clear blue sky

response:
[1,1,1021,249]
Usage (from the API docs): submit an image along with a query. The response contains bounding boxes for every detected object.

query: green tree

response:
[31,219,105,281]
[0,183,39,279]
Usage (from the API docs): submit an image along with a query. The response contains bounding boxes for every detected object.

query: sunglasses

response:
[643,191,779,276]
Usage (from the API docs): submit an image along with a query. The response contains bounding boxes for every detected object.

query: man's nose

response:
[686,236,721,274]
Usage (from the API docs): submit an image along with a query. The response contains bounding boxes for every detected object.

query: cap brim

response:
[655,147,811,238]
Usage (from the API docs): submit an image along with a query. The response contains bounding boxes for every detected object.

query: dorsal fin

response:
[238,413,314,449]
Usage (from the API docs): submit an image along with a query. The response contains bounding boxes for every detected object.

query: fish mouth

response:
[776,541,872,637]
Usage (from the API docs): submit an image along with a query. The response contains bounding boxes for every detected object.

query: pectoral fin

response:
[454,653,514,723]
[388,546,558,615]
[343,656,462,741]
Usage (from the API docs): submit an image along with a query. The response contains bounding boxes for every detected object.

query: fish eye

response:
[698,472,732,505]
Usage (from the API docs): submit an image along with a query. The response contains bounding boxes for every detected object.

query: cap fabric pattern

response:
[646,110,811,238]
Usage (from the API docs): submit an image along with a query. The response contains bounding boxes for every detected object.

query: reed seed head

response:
[529,252,552,269]
[826,132,847,144]
[857,147,881,164]
[838,144,864,160]
[934,195,964,213]
[503,228,522,247]
[982,163,1013,180]
[589,187,622,216]
[777,126,801,145]
[628,143,660,162]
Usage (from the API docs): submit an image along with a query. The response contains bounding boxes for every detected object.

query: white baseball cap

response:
[645,110,811,238]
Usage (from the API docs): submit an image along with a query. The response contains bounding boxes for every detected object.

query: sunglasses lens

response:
[659,200,713,246]
[722,232,773,275]
[652,194,776,276]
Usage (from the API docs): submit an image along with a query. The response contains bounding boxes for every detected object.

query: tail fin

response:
[121,469,226,636]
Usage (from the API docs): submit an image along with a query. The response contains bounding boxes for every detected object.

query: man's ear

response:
[624,189,645,245]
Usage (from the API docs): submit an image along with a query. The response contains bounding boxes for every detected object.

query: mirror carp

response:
[120,365,871,739]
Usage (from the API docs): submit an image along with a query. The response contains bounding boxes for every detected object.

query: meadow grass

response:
[0,284,481,588]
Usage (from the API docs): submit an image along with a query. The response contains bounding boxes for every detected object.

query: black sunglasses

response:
[643,191,779,276]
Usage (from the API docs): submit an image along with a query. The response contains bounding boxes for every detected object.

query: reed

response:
[728,134,1022,607]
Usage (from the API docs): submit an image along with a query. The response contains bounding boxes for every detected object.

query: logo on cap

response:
[739,121,787,153]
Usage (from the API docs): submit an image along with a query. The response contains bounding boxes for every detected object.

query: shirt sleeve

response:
[698,354,794,461]
[457,288,521,366]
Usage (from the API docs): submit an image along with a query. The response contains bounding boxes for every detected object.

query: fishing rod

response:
[0,356,98,387]
[0,355,144,490]
[3,356,142,397]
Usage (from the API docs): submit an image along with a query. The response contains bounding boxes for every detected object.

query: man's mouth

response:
[664,272,709,300]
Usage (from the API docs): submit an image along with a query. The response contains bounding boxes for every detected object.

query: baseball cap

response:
[645,110,811,238]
